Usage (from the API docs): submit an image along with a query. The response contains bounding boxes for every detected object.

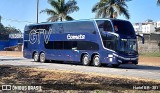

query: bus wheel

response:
[40,52,46,63]
[112,64,120,68]
[33,53,39,62]
[82,54,90,66]
[93,55,101,67]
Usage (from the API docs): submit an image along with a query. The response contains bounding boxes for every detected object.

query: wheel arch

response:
[80,52,90,62]
[91,53,100,62]
[39,51,45,55]
[32,51,38,58]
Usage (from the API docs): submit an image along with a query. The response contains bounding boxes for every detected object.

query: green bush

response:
[139,52,160,57]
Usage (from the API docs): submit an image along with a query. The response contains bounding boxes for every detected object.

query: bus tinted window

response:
[77,41,99,50]
[101,33,117,51]
[112,20,135,35]
[64,41,77,49]
[64,21,95,33]
[96,20,113,32]
[55,23,64,33]
[44,41,54,49]
[54,41,63,49]
[44,41,99,50]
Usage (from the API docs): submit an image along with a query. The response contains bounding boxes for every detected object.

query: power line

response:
[1,17,34,24]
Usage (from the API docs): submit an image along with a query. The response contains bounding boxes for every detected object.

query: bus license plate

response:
[128,62,132,64]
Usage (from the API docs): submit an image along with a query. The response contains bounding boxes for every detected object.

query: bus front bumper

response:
[113,54,138,64]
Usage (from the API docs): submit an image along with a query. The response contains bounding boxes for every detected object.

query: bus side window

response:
[51,24,56,33]
[78,22,95,34]
[63,21,95,34]
[57,23,64,33]
[54,41,63,49]
[104,35,117,51]
[97,20,113,32]
[103,21,112,32]
[64,41,77,49]
[63,23,71,33]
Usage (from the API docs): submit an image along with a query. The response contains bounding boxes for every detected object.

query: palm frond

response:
[48,0,60,12]
[92,1,107,13]
[64,0,79,14]
[40,9,57,15]
[65,15,74,20]
[117,5,130,19]
[157,0,160,5]
[42,0,79,21]
[92,0,131,19]
[47,15,59,22]
[95,8,103,18]
[92,2,101,12]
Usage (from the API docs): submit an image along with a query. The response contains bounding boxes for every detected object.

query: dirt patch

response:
[0,51,22,57]
[139,56,160,66]
[0,65,159,92]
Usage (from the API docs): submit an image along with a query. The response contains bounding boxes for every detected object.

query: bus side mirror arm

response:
[136,35,144,44]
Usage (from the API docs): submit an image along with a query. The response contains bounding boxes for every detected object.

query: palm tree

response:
[41,0,79,22]
[92,0,131,19]
[157,0,160,5]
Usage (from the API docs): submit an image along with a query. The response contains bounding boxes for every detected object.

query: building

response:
[133,20,157,34]
[156,21,160,28]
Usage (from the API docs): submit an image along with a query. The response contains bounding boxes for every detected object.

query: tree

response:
[4,26,21,34]
[92,0,131,19]
[0,23,5,34]
[41,0,79,22]
[157,0,160,5]
[0,23,21,40]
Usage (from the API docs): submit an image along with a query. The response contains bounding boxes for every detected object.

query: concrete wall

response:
[0,41,9,50]
[138,40,160,53]
[0,39,22,51]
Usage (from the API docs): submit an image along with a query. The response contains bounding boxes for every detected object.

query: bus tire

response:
[93,55,101,67]
[40,52,46,63]
[33,52,39,62]
[112,64,120,68]
[82,54,90,66]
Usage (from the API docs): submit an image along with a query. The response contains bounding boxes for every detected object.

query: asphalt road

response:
[0,56,160,80]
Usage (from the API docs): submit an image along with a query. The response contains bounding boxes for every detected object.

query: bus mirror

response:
[136,35,144,44]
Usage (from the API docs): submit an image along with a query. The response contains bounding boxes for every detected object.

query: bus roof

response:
[26,18,128,27]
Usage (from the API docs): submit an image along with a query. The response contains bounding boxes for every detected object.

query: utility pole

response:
[37,0,39,24]
[0,15,1,23]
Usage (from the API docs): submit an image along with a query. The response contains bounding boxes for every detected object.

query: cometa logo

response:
[67,34,85,40]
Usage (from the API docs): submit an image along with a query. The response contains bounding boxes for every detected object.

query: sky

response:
[0,0,160,32]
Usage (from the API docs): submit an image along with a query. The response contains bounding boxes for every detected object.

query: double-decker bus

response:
[23,19,144,67]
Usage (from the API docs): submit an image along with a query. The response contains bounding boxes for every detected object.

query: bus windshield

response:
[118,39,138,54]
[112,20,135,35]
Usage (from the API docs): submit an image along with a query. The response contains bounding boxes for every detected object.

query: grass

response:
[139,52,160,57]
